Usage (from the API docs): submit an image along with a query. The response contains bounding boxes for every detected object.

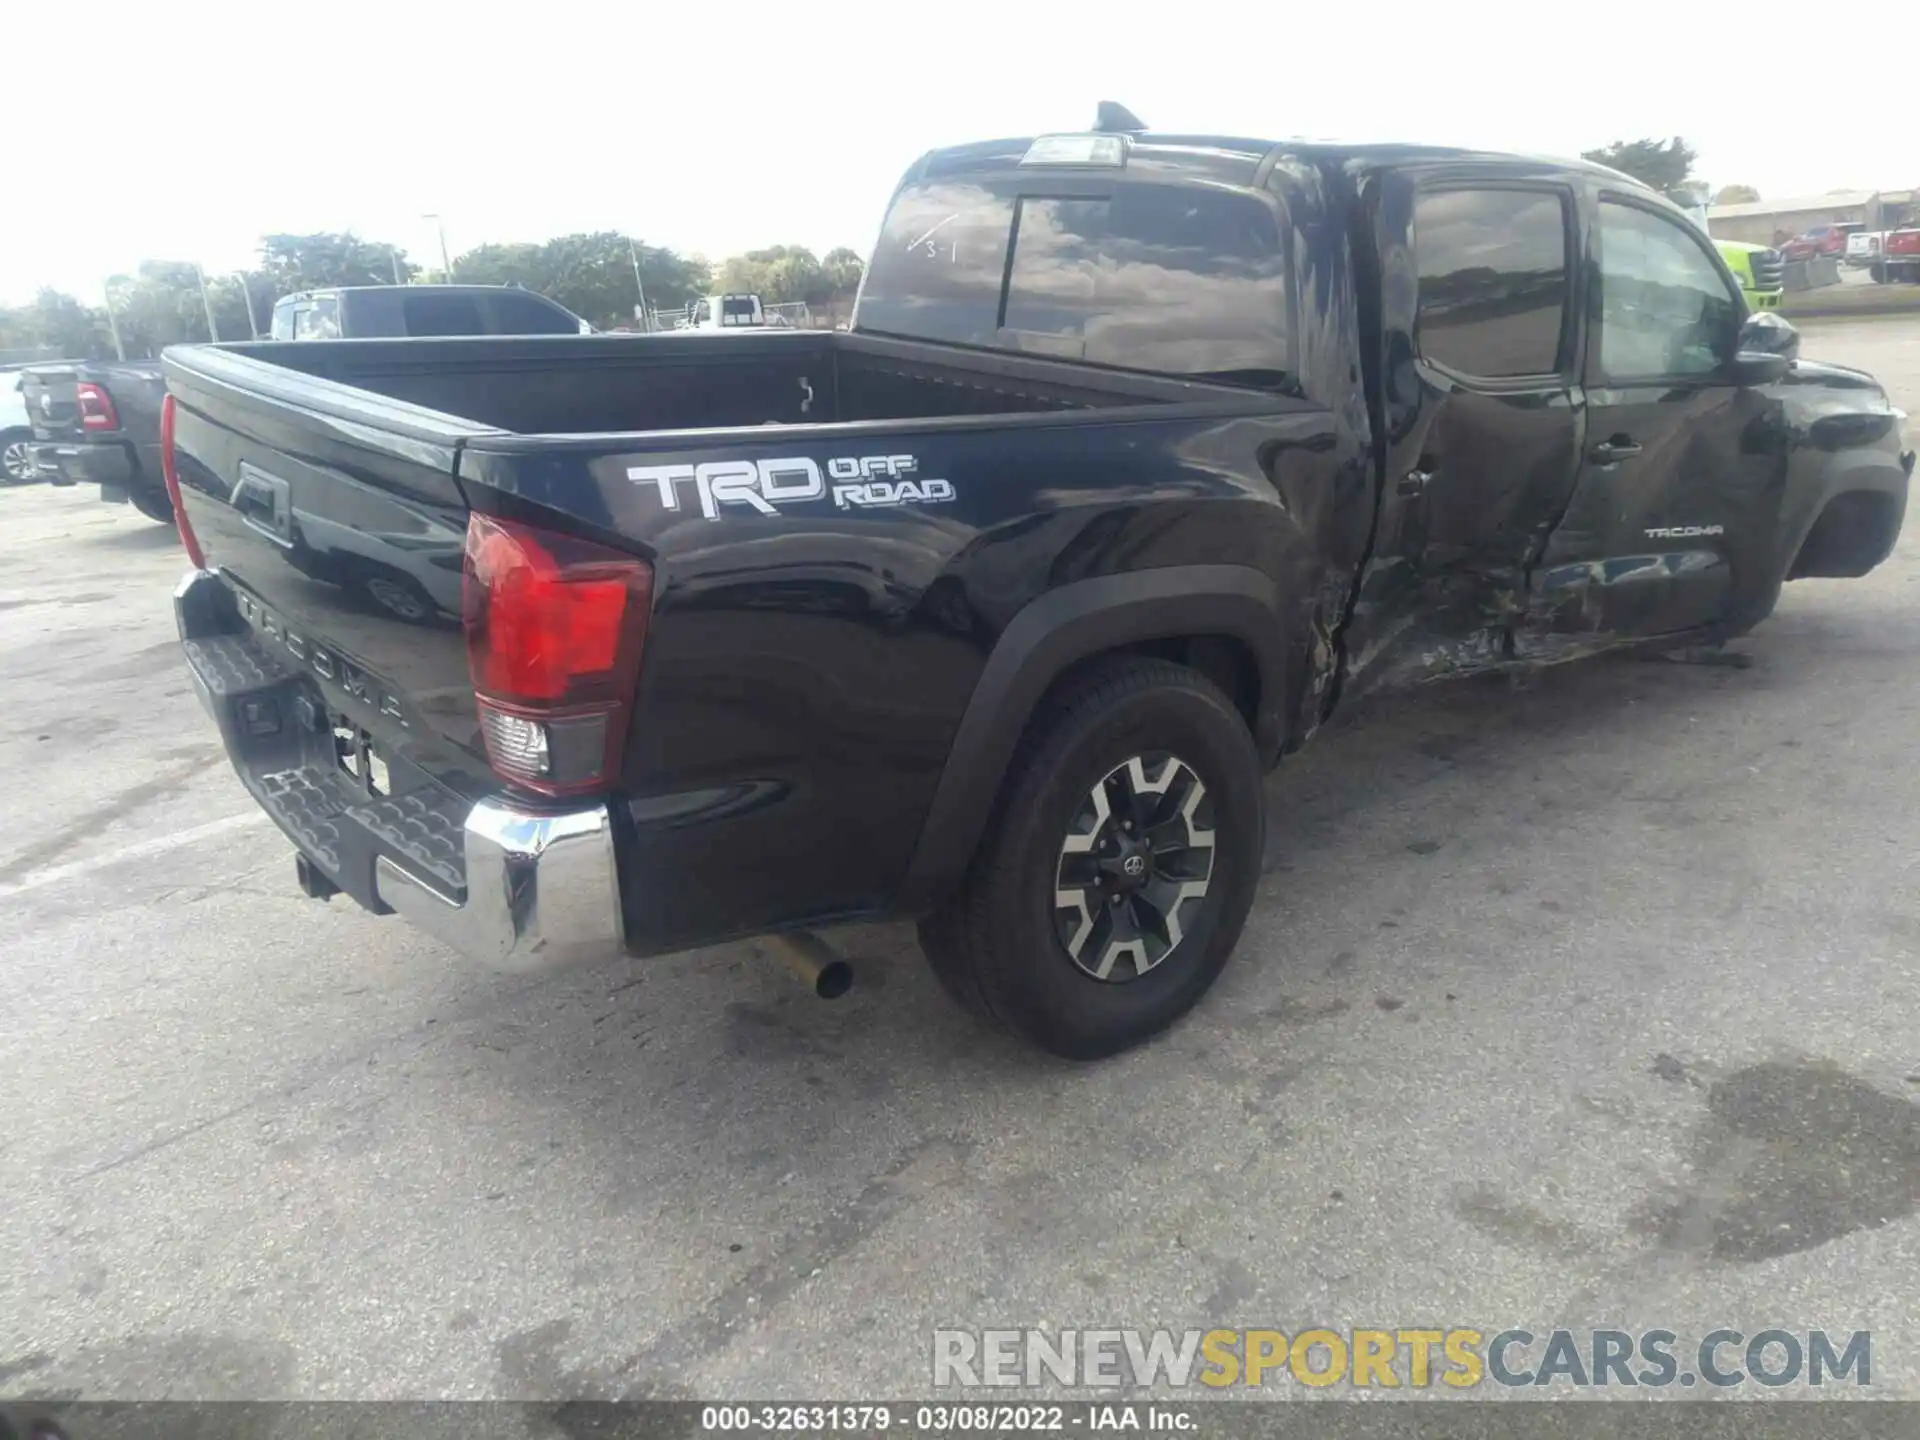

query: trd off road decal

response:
[628,455,955,521]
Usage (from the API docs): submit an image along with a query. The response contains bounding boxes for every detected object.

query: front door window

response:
[1594,200,1740,383]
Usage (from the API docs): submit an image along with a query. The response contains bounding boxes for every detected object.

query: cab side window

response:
[293,297,340,340]
[1414,188,1571,379]
[1595,200,1740,382]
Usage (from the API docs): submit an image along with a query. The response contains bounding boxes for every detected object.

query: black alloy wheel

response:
[1052,752,1216,982]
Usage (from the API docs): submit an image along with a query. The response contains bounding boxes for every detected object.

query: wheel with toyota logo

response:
[918,655,1263,1059]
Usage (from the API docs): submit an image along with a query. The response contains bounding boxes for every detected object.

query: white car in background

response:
[1847,230,1887,267]
[1,368,38,484]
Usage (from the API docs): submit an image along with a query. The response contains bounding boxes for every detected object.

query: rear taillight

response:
[76,381,119,431]
[158,393,206,568]
[462,513,652,797]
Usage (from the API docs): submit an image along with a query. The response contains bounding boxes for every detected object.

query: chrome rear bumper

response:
[175,568,626,975]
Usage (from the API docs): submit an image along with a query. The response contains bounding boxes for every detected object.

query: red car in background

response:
[1781,222,1863,261]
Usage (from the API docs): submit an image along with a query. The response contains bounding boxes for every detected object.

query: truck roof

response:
[275,284,544,301]
[914,131,1654,194]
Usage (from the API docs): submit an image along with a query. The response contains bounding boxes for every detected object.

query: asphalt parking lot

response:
[4,318,1920,1404]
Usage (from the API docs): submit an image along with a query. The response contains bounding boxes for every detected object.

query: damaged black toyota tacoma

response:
[162,110,1913,1059]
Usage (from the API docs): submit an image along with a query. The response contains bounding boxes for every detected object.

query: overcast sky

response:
[3,0,1905,305]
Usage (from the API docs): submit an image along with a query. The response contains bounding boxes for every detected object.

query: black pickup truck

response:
[163,115,1913,1058]
[25,361,173,521]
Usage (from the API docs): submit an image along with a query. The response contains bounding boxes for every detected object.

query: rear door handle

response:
[1590,437,1643,464]
[1398,456,1438,496]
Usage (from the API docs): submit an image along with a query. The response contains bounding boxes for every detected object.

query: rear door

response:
[1346,169,1585,688]
[1518,190,1771,651]
[484,290,587,335]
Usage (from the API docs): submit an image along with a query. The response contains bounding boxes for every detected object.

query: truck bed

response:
[183,329,1210,436]
[163,331,1308,954]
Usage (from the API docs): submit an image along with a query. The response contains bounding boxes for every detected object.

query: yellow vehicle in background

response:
[1679,189,1786,310]
[1715,238,1786,310]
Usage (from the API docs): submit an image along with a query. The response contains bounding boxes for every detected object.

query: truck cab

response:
[681,294,768,330]
[268,284,592,340]
[163,116,1912,1060]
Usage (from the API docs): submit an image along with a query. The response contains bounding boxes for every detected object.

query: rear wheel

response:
[0,430,32,484]
[359,571,436,624]
[129,485,174,523]
[918,656,1263,1059]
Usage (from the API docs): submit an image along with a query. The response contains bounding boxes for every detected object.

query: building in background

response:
[1707,191,1875,246]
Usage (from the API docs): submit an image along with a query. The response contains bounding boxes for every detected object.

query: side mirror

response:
[1729,311,1799,385]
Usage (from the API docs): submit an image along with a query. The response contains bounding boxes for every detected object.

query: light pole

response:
[233,273,260,339]
[423,213,452,281]
[100,279,126,361]
[389,246,405,286]
[193,262,220,342]
[626,235,650,330]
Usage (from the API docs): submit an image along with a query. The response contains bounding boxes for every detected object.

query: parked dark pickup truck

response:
[162,116,1913,1058]
[26,361,173,521]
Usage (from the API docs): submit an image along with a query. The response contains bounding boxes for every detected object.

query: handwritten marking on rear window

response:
[906,214,961,258]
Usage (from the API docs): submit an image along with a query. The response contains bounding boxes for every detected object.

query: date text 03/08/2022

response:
[700,1404,1194,1432]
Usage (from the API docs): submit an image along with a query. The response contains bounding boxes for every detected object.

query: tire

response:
[358,571,436,624]
[917,656,1263,1060]
[1,430,33,484]
[128,485,174,523]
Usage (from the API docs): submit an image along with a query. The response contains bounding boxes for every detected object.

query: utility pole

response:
[193,262,220,342]
[390,246,405,286]
[234,274,260,339]
[626,236,650,330]
[101,281,126,361]
[423,214,452,281]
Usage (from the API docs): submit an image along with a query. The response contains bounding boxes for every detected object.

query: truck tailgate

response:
[165,351,505,888]
[21,368,79,441]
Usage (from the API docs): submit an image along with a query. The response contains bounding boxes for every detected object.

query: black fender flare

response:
[896,564,1292,912]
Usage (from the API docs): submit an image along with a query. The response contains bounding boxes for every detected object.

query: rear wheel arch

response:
[896,565,1293,913]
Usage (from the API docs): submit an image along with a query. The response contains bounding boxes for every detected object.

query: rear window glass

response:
[719,297,759,326]
[858,177,1291,382]
[1413,188,1570,378]
[400,291,486,337]
[292,297,340,340]
[857,180,1016,350]
[487,292,579,334]
[346,288,408,337]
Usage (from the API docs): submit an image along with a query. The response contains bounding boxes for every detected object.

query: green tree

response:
[1580,137,1698,195]
[22,289,113,359]
[820,246,865,296]
[715,245,823,305]
[448,233,709,326]
[257,232,417,293]
[108,260,212,353]
[1715,184,1761,205]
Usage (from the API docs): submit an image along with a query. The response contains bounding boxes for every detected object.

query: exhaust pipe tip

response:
[768,931,854,1000]
[812,959,854,1001]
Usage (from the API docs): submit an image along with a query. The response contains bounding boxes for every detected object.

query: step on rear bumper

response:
[174,568,626,974]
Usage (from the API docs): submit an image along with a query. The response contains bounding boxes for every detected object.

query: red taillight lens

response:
[158,393,206,568]
[462,513,652,796]
[76,381,119,431]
